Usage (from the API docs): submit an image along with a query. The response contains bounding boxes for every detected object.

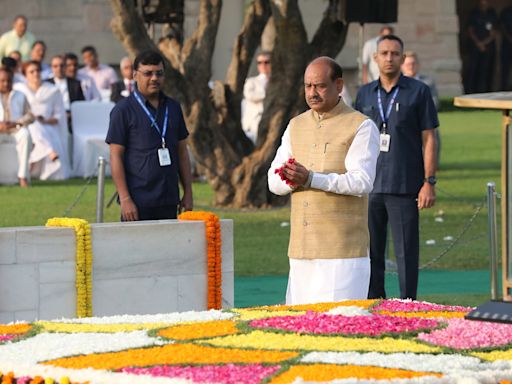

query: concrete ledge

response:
[0,219,234,321]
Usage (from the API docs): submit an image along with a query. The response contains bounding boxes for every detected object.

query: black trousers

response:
[122,204,178,221]
[467,45,496,93]
[368,193,419,300]
[501,42,512,90]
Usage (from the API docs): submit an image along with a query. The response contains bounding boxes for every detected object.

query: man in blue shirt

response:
[106,50,193,221]
[355,35,439,300]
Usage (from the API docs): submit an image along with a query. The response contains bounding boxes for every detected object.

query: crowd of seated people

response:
[0,14,131,186]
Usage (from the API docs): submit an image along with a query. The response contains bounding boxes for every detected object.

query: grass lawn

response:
[0,108,503,306]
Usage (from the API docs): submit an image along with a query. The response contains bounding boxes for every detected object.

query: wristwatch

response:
[424,176,437,185]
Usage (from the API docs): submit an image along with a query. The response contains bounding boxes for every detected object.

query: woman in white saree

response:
[14,61,70,180]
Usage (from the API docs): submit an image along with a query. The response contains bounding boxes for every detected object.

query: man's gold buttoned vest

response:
[288,101,369,259]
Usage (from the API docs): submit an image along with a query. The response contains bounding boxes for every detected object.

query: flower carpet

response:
[1,299,512,383]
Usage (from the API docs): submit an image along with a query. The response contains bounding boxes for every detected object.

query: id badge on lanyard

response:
[158,147,171,166]
[380,131,391,152]
[134,91,171,167]
[377,87,399,153]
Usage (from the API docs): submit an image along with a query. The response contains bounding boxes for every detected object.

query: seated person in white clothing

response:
[0,66,34,187]
[14,61,70,180]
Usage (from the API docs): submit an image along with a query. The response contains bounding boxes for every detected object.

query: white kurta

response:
[362,36,380,83]
[0,90,33,180]
[241,73,268,143]
[268,113,380,305]
[14,82,70,180]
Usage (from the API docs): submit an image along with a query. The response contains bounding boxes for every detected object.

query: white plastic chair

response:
[71,101,114,178]
[0,135,18,184]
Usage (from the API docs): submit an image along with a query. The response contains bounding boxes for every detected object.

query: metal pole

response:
[96,156,106,223]
[487,182,499,300]
[358,23,364,86]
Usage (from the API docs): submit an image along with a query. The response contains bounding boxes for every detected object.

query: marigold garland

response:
[46,218,93,318]
[178,211,222,309]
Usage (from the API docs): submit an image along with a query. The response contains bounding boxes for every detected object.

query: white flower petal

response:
[0,331,168,364]
[49,309,233,324]
[326,306,371,316]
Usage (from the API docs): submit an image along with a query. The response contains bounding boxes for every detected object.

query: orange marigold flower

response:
[269,364,442,383]
[179,211,222,309]
[0,323,32,334]
[157,320,240,340]
[44,344,298,370]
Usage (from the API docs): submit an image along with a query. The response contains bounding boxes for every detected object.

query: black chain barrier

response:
[60,157,111,217]
[386,188,488,275]
[60,174,96,217]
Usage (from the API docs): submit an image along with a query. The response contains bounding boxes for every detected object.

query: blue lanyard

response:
[133,91,169,147]
[377,86,399,132]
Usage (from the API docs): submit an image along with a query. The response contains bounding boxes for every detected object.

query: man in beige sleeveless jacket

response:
[268,57,380,305]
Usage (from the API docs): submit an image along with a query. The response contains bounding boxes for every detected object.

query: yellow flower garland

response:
[46,218,92,318]
[178,211,222,309]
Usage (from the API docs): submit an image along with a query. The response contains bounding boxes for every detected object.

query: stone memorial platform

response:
[0,219,234,322]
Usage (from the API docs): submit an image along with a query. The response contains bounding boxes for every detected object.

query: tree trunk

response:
[110,0,350,208]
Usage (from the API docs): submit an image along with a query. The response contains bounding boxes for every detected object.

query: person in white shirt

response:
[64,52,101,102]
[0,66,33,187]
[47,55,85,133]
[361,25,394,84]
[110,56,134,103]
[268,57,380,305]
[241,51,271,144]
[78,45,118,100]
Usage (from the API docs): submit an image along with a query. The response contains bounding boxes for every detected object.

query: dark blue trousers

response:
[368,193,419,300]
[122,204,178,221]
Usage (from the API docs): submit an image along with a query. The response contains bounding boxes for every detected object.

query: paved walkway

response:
[234,269,495,307]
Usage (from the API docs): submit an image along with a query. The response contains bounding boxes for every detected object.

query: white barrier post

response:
[487,181,499,300]
[96,156,106,223]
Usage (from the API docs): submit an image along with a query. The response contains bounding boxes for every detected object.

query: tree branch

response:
[110,0,155,56]
[309,0,349,58]
[109,0,188,104]
[255,0,309,144]
[181,0,223,99]
[224,0,271,96]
